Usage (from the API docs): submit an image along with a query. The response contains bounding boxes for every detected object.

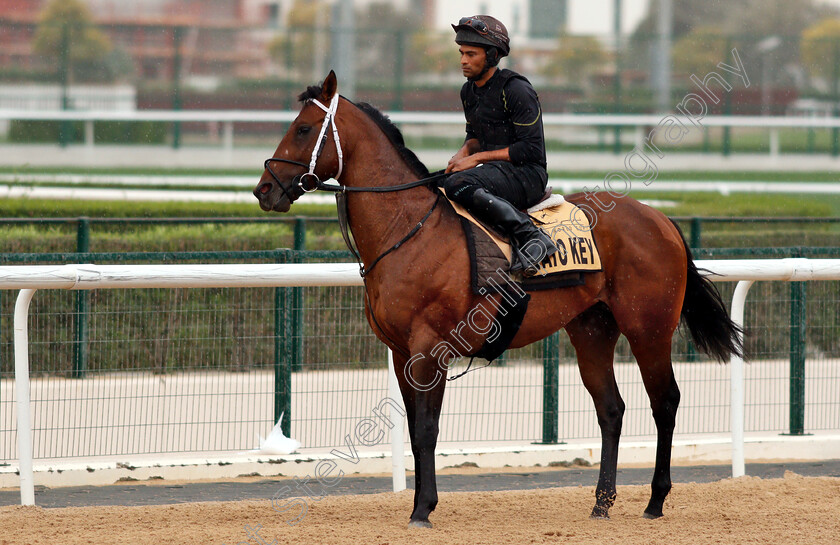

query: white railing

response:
[2,109,839,157]
[3,258,840,505]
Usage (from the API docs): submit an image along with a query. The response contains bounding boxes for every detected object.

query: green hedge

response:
[8,120,167,144]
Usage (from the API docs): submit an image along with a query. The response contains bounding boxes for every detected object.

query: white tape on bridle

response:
[307,94,344,181]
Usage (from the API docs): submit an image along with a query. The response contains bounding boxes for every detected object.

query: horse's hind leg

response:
[626,335,681,519]
[565,303,624,519]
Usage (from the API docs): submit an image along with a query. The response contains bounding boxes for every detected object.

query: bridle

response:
[263,93,344,203]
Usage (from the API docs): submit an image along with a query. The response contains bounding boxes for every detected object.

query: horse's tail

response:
[670,219,744,362]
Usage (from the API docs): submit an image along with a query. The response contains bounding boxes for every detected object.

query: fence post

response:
[392,30,405,111]
[612,0,622,155]
[171,25,184,150]
[73,218,90,378]
[684,218,702,362]
[274,250,292,436]
[722,39,733,157]
[292,220,306,372]
[730,280,753,478]
[15,289,37,505]
[59,22,71,148]
[788,280,807,435]
[832,40,839,158]
[541,332,560,444]
[689,217,702,250]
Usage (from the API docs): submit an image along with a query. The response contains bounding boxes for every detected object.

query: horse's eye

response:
[297,125,311,137]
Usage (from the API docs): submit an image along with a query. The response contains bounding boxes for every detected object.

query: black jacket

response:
[460,68,547,169]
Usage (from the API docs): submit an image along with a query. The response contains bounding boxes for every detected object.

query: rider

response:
[444,15,558,274]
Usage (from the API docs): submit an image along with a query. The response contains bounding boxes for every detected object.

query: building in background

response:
[529,0,567,39]
[430,0,567,41]
[0,0,569,82]
[0,0,285,81]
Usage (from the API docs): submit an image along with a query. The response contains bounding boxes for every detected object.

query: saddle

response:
[445,190,602,292]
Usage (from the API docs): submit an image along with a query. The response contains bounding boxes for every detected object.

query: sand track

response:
[1,473,838,545]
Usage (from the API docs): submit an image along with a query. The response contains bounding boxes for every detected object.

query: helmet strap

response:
[485,47,500,67]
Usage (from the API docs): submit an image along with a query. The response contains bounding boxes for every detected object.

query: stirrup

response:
[512,237,559,277]
[510,246,550,277]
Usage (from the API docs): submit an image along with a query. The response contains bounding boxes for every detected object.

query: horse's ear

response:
[322,70,338,101]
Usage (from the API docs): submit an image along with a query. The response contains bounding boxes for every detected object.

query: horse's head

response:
[254,70,344,213]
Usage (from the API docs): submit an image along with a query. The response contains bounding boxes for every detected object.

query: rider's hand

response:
[446,154,481,173]
[445,150,468,173]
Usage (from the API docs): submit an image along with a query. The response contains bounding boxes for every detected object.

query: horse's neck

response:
[340,133,439,269]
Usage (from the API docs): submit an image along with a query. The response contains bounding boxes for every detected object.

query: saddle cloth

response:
[447,192,602,292]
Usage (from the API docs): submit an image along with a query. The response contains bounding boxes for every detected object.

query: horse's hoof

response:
[408,519,433,529]
[590,507,610,520]
[643,511,663,520]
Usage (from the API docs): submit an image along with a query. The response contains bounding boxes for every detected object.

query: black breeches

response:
[442,161,548,210]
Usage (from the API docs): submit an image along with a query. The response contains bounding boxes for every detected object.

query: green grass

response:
[0,165,262,177]
[562,170,840,182]
[637,191,837,217]
[0,189,836,222]
[0,198,337,219]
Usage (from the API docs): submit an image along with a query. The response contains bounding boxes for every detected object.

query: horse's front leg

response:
[393,348,447,528]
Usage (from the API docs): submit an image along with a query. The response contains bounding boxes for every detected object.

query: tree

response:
[670,26,729,77]
[32,0,114,82]
[267,0,331,80]
[408,30,455,75]
[352,1,413,80]
[801,18,840,80]
[629,0,838,85]
[541,33,608,85]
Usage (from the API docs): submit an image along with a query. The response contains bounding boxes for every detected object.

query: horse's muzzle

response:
[256,179,301,212]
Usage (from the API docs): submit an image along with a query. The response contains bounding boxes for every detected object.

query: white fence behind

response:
[2,110,840,158]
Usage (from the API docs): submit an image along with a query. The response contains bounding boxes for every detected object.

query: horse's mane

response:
[298,86,430,178]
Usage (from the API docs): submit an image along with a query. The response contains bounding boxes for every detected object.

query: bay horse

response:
[254,71,742,527]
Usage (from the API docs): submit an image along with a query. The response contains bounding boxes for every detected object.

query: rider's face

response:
[459,45,487,79]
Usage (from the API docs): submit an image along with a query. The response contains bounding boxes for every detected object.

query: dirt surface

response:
[1,472,838,545]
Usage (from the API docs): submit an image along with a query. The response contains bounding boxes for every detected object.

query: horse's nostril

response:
[259,183,271,195]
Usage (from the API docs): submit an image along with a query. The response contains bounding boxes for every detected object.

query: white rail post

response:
[84,120,94,149]
[14,289,37,505]
[730,280,753,478]
[223,121,234,153]
[769,128,779,159]
[387,349,406,492]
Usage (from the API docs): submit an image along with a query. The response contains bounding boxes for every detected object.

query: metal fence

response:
[1,248,839,465]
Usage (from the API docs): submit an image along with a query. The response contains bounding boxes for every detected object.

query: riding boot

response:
[464,188,558,275]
